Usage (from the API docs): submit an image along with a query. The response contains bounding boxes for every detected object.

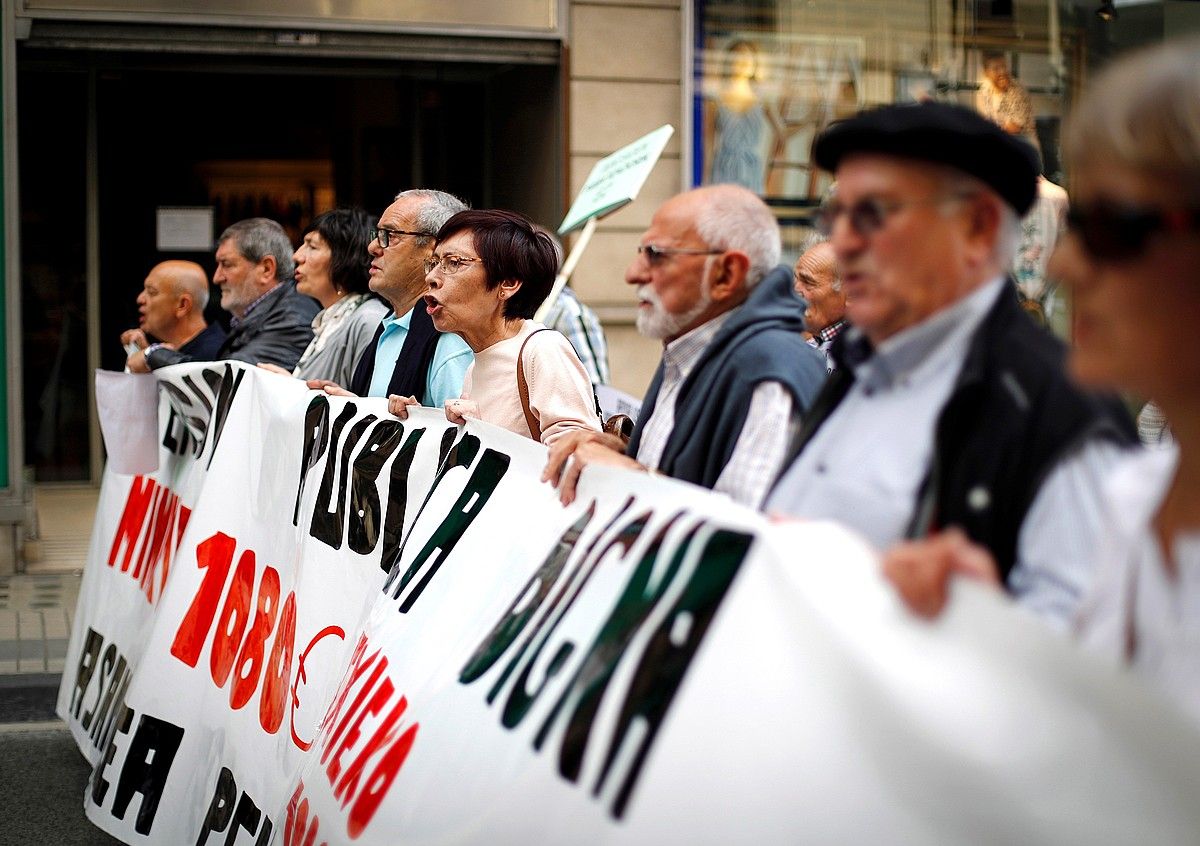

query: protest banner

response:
[58,363,1200,845]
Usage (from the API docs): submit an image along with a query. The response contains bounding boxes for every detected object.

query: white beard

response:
[635,266,713,341]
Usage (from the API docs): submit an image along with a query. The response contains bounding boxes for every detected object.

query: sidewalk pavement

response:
[0,485,93,722]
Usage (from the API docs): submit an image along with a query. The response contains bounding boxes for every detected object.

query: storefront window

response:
[693,0,1187,330]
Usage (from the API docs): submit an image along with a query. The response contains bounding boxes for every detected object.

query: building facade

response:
[0,0,1194,514]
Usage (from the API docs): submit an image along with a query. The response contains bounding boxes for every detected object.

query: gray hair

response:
[798,234,842,292]
[1065,37,1200,200]
[218,218,295,284]
[936,169,1022,270]
[394,189,469,243]
[692,184,782,288]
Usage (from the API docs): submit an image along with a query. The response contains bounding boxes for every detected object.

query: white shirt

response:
[636,312,795,509]
[767,277,1122,628]
[1075,443,1200,725]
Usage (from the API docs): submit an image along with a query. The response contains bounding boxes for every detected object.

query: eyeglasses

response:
[815,194,972,237]
[636,244,723,266]
[1065,202,1200,261]
[375,227,431,249]
[423,254,483,276]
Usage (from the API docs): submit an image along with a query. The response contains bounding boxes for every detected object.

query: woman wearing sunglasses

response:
[885,38,1200,722]
[388,209,601,445]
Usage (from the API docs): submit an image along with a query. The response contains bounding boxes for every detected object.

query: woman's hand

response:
[388,395,420,420]
[444,398,479,425]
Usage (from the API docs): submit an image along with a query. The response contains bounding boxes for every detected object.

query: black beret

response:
[812,101,1040,216]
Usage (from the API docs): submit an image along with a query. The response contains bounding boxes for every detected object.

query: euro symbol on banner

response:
[290,625,346,751]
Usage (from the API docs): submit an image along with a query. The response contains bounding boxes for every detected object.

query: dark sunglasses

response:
[1066,202,1200,261]
[814,193,971,238]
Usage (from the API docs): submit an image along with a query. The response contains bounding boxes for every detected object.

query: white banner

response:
[58,363,1200,845]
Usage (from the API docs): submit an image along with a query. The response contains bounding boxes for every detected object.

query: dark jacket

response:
[626,265,828,489]
[148,282,319,371]
[347,304,441,400]
[779,283,1136,579]
[177,321,227,361]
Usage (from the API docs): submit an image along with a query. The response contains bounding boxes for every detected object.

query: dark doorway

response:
[17,46,561,482]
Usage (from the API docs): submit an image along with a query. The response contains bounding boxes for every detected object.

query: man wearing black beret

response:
[766,102,1135,627]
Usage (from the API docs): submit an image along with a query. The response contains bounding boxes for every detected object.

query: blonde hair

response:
[1065,37,1200,198]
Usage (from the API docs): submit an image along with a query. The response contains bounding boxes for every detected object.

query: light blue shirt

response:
[367,308,473,406]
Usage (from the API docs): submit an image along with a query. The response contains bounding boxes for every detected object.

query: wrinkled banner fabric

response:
[57,363,1200,845]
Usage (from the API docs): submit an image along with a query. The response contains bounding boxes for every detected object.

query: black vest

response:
[775,286,1136,580]
[348,305,441,401]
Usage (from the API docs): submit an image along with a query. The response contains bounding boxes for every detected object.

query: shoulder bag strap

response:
[516,328,554,440]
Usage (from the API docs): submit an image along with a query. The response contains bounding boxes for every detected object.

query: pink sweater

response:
[460,321,601,445]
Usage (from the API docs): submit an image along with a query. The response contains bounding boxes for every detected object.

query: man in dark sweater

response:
[142,218,318,371]
[765,102,1134,627]
[122,260,225,370]
[544,184,828,508]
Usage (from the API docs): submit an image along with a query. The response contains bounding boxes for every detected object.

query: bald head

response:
[794,241,845,333]
[138,260,211,346]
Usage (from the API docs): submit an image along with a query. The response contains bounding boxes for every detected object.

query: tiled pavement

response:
[0,486,93,722]
[0,572,80,675]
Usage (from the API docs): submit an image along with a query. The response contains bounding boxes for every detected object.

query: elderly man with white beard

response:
[544,184,827,508]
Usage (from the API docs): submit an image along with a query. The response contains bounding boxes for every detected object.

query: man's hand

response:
[120,329,148,350]
[317,382,355,397]
[881,528,1002,619]
[256,363,291,376]
[444,398,480,426]
[125,349,151,374]
[542,429,641,506]
[388,395,420,420]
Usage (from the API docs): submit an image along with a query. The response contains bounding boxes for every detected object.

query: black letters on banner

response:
[92,710,185,836]
[195,767,275,846]
[308,403,360,548]
[461,501,753,819]
[294,395,331,526]
[382,431,510,612]
[346,420,410,556]
[204,364,247,470]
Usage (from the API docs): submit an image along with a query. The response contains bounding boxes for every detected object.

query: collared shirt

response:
[1074,443,1200,725]
[228,283,281,331]
[807,319,850,372]
[637,311,795,508]
[767,276,1122,627]
[542,287,610,385]
[367,307,473,405]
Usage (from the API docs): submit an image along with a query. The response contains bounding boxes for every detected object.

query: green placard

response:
[558,125,674,235]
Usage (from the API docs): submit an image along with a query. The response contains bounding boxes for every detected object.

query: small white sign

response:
[558,125,674,235]
[156,206,214,252]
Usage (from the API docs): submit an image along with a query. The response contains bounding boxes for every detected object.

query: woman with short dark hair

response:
[289,207,389,384]
[389,209,600,445]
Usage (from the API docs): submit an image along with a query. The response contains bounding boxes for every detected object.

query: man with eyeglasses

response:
[141,218,318,371]
[544,183,827,509]
[765,102,1135,627]
[314,189,473,405]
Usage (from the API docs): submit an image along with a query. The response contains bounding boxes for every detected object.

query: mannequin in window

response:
[707,40,769,194]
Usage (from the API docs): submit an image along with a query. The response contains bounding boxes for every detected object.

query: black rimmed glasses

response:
[815,194,973,238]
[375,227,431,249]
[635,244,723,266]
[423,254,484,276]
[1065,202,1200,262]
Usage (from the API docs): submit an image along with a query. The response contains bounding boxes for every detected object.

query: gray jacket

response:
[148,282,320,371]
